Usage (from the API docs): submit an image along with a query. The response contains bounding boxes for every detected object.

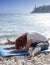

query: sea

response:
[0,13,50,43]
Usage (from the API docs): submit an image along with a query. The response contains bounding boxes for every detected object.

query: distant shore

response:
[31,5,50,13]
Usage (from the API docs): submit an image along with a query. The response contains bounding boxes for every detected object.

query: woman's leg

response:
[3,39,15,50]
[7,38,15,44]
[28,42,49,57]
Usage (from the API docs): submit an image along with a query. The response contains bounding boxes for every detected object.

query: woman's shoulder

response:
[26,32,39,35]
[26,32,45,37]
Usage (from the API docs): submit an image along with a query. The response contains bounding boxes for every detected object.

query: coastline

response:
[31,5,50,13]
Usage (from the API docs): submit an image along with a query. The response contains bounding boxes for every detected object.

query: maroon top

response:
[15,33,27,50]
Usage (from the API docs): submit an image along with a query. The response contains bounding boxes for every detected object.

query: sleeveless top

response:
[27,32,48,43]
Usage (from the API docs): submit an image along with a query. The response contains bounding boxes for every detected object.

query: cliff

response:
[31,5,50,13]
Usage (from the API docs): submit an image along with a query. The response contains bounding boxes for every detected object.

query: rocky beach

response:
[0,43,50,65]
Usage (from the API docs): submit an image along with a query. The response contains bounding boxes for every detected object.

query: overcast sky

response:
[0,0,50,13]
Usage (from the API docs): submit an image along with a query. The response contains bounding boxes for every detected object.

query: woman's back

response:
[27,32,48,43]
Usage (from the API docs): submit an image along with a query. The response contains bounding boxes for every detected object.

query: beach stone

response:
[3,60,7,64]
[0,64,3,65]
[0,56,3,61]
[26,62,34,65]
[44,64,49,65]
[33,56,38,61]
[0,61,2,64]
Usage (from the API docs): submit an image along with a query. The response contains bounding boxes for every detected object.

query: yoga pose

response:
[4,32,49,57]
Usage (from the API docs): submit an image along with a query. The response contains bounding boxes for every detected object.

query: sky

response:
[0,0,50,13]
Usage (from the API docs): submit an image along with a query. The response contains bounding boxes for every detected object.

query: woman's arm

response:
[8,39,32,53]
[4,46,15,50]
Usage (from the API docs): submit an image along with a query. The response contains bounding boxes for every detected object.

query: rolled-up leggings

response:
[33,41,49,54]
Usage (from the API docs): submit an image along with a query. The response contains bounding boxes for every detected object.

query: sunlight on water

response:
[0,13,50,42]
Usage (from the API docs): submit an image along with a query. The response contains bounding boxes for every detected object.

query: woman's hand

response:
[8,50,17,54]
[8,49,27,54]
[4,48,11,50]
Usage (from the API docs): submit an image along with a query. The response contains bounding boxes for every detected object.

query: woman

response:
[4,32,49,57]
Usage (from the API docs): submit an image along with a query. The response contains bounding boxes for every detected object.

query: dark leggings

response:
[32,41,49,54]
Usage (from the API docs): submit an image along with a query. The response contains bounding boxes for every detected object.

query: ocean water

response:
[0,13,50,43]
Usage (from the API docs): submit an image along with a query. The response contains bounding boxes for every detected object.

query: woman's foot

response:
[28,48,35,57]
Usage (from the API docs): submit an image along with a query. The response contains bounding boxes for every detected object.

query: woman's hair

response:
[15,33,27,49]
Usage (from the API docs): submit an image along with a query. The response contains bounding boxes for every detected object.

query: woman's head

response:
[15,34,27,49]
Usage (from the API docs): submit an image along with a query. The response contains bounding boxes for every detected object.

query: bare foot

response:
[7,38,14,44]
[32,52,35,57]
[28,48,33,57]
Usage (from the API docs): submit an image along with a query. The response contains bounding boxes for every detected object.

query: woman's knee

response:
[45,41,49,47]
[37,42,49,50]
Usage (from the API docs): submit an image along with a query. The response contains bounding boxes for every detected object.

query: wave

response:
[0,34,18,39]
